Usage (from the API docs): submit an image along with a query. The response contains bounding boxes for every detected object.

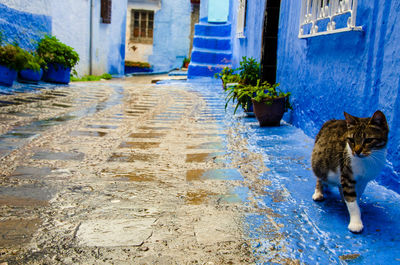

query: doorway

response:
[261,0,280,84]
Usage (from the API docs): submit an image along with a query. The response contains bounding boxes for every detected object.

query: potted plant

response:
[37,35,79,84]
[251,81,291,127]
[214,66,240,90]
[18,51,45,84]
[182,57,190,69]
[237,56,260,86]
[0,44,26,87]
[225,82,257,114]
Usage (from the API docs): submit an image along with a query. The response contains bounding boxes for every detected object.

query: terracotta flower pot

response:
[251,96,287,126]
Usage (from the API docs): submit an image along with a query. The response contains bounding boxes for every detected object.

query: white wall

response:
[125,1,160,63]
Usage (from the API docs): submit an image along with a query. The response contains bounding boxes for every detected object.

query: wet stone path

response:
[0,77,257,264]
[1,77,400,264]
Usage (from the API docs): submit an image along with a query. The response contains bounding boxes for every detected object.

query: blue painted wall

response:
[277,1,400,193]
[149,0,192,72]
[230,0,265,68]
[0,3,51,51]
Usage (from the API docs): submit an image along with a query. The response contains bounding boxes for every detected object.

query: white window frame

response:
[236,0,246,38]
[299,0,362,38]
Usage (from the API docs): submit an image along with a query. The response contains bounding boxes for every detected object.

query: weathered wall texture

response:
[125,1,161,63]
[0,1,51,50]
[148,0,192,72]
[277,1,400,192]
[0,0,127,76]
[230,0,265,68]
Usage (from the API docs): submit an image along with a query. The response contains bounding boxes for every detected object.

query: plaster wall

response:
[230,0,265,68]
[0,1,51,50]
[277,0,400,193]
[148,0,192,72]
[125,2,161,63]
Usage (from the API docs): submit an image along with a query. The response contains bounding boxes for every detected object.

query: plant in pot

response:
[251,81,291,127]
[0,44,26,87]
[237,56,260,86]
[37,35,79,84]
[214,66,240,90]
[182,57,190,69]
[18,51,45,84]
[225,82,259,115]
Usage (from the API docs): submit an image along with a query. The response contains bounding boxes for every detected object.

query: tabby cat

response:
[311,110,389,233]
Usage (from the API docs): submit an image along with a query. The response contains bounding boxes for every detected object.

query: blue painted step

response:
[193,36,231,51]
[188,62,230,77]
[194,22,231,37]
[191,48,232,65]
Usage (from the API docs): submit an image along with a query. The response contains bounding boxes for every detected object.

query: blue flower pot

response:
[19,68,43,84]
[0,64,17,87]
[43,63,71,84]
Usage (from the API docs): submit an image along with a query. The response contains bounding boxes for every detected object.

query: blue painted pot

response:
[43,63,71,84]
[0,64,17,87]
[19,68,43,84]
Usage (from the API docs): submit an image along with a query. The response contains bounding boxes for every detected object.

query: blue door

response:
[208,0,229,23]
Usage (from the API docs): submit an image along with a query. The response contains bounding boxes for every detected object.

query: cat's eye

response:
[364,138,375,144]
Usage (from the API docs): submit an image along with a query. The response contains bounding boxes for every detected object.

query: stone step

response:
[194,22,231,37]
[191,48,232,65]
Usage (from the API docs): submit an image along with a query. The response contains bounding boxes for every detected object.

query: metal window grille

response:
[236,0,247,38]
[130,10,154,44]
[299,0,362,38]
[101,0,112,24]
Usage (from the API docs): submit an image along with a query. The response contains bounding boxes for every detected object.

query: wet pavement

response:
[0,76,399,264]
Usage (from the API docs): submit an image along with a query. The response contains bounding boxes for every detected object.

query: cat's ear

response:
[344,112,357,126]
[370,110,387,127]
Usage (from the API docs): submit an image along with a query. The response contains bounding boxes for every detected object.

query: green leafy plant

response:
[237,56,260,86]
[71,73,112,82]
[37,35,79,69]
[0,44,26,71]
[22,51,45,72]
[214,66,240,89]
[182,57,190,67]
[252,81,292,111]
[225,82,257,114]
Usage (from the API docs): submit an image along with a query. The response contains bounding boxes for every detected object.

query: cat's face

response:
[344,111,389,158]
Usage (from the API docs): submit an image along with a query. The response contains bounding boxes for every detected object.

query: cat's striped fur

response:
[311,110,389,233]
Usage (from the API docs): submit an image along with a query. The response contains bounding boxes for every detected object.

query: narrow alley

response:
[1,77,399,264]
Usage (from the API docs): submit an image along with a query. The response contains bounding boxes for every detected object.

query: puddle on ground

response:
[187,142,224,150]
[185,152,225,163]
[85,124,118,129]
[119,141,160,149]
[186,168,243,181]
[32,151,85,161]
[129,132,165,138]
[114,172,155,182]
[137,126,171,131]
[52,103,72,108]
[0,218,42,248]
[107,153,157,162]
[10,166,52,179]
[0,195,48,207]
[69,131,107,137]
[181,190,218,205]
[187,133,226,138]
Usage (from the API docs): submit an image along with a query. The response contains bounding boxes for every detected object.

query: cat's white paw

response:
[312,191,324,201]
[348,221,364,233]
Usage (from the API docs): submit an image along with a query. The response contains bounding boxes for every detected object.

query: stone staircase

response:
[187,22,232,78]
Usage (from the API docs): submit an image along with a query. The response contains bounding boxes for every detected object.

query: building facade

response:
[0,0,127,76]
[125,0,194,72]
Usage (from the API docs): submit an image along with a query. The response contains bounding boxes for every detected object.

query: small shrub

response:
[37,35,79,69]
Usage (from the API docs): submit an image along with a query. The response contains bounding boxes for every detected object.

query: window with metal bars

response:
[101,0,112,24]
[299,0,362,38]
[130,10,154,44]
